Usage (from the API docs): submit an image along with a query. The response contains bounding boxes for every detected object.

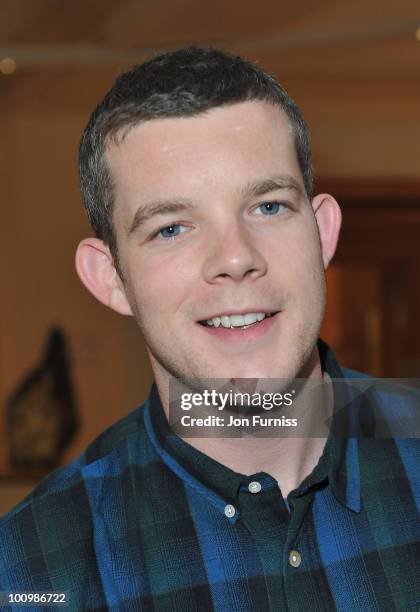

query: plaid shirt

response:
[1,341,419,611]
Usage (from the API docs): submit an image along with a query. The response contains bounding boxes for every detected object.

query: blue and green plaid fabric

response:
[1,341,419,611]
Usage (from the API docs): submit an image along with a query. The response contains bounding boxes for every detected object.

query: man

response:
[1,47,418,611]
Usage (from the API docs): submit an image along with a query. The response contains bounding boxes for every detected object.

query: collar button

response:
[248,481,262,494]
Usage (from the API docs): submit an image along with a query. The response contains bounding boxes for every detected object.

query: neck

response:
[153,346,332,499]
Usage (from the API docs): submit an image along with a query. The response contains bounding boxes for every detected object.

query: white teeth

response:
[230,314,245,326]
[204,312,269,327]
[244,313,257,325]
[221,316,231,328]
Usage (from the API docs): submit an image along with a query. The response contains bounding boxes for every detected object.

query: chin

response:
[206,359,293,381]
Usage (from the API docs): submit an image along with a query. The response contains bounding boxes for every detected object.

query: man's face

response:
[108,101,327,383]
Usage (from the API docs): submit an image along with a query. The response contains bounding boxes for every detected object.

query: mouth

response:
[198,311,279,331]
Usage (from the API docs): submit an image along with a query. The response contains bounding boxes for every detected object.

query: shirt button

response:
[248,481,262,494]
[289,550,302,568]
[224,504,236,518]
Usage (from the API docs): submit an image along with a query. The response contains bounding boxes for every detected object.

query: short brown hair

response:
[78,46,313,276]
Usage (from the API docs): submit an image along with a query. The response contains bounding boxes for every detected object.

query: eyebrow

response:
[128,199,196,236]
[240,174,304,199]
[127,174,304,236]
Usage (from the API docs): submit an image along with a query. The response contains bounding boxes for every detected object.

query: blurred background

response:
[1,0,420,512]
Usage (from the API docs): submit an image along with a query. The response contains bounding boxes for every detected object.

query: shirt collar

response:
[318,338,361,512]
[143,386,242,523]
[143,339,361,518]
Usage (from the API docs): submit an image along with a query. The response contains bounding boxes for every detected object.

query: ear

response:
[311,194,342,269]
[75,238,133,315]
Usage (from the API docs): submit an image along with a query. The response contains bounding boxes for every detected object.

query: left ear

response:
[311,193,342,269]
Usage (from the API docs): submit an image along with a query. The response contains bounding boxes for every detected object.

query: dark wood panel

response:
[321,181,420,376]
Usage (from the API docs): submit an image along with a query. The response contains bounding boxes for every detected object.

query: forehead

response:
[106,100,301,213]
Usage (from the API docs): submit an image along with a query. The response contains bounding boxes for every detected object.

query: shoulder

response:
[0,400,150,589]
[2,400,146,517]
[341,366,371,379]
[341,366,419,475]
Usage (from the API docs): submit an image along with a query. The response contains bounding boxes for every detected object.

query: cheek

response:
[296,234,326,311]
[298,238,324,284]
[125,253,195,319]
[268,220,323,288]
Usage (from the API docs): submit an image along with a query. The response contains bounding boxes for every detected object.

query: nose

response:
[201,222,267,284]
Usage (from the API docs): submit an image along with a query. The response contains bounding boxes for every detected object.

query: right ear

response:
[75,238,133,316]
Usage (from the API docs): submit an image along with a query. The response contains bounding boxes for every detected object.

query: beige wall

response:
[0,71,154,468]
[1,66,419,472]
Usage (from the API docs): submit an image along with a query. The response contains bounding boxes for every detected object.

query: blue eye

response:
[157,224,184,239]
[258,201,283,215]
